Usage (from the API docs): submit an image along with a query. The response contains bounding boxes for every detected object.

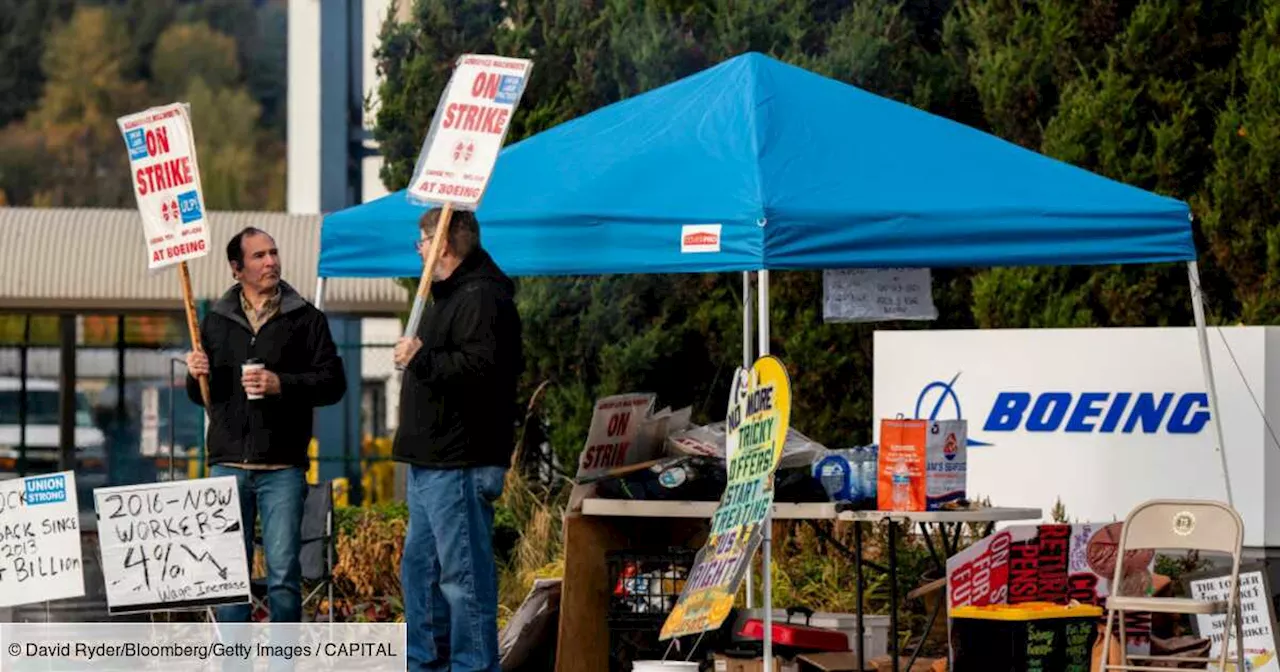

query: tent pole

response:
[757,269,772,669]
[315,277,327,312]
[1188,261,1233,506]
[743,271,755,609]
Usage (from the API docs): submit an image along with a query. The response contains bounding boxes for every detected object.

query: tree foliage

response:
[0,0,287,211]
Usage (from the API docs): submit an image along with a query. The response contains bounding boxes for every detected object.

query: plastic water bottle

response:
[858,446,878,508]
[891,461,912,510]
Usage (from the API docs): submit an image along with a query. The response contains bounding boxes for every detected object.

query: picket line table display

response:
[557,498,1041,672]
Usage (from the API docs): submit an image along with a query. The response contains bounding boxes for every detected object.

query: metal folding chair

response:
[1101,499,1244,671]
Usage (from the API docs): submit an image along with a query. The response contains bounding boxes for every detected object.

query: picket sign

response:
[0,472,86,608]
[401,54,533,342]
[94,477,250,616]
[660,356,793,641]
[117,103,211,406]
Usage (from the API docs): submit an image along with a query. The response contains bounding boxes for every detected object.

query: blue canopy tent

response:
[321,52,1194,279]
[317,51,1229,666]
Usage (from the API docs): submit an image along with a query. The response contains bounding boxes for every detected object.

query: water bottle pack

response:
[811,445,878,509]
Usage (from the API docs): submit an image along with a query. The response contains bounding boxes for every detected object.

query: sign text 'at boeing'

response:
[983,391,1211,435]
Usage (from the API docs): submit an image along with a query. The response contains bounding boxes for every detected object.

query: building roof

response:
[0,208,408,314]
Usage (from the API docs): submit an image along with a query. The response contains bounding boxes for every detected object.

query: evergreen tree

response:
[1197,0,1280,323]
[371,0,503,191]
[0,0,75,126]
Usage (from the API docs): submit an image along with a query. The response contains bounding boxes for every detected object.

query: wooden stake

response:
[179,261,211,408]
[402,202,455,340]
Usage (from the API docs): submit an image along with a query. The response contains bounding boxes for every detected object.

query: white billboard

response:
[874,327,1280,548]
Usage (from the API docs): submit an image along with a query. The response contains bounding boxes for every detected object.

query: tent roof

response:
[320,52,1194,279]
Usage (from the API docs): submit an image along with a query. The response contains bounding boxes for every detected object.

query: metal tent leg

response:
[743,271,755,609]
[757,269,773,668]
[1188,261,1233,506]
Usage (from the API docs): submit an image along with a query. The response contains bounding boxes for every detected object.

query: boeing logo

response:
[912,372,1212,446]
[914,373,992,446]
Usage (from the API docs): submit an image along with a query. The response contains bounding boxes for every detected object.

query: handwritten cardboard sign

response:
[0,471,85,607]
[822,268,937,323]
[660,356,793,640]
[1186,564,1279,671]
[94,477,249,614]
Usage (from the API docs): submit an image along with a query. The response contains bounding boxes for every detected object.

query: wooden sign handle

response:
[179,261,212,408]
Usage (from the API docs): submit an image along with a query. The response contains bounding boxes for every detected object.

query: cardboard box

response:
[877,419,966,511]
[795,652,873,671]
[868,656,942,672]
[713,654,800,672]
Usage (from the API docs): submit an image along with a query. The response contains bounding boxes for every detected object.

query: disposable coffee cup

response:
[242,358,265,400]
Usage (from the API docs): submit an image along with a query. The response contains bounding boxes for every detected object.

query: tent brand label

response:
[681,225,721,253]
[984,391,1209,435]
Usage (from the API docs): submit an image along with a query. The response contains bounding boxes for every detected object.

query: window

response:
[0,389,94,427]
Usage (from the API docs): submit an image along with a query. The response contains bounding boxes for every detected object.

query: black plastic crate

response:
[606,547,698,630]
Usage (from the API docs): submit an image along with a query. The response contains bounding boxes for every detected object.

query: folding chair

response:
[1101,499,1244,671]
[249,480,338,622]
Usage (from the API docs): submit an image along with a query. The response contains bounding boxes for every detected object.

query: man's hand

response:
[394,337,423,368]
[242,368,282,397]
[186,351,209,377]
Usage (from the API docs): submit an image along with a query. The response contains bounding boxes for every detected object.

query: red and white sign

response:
[681,225,722,254]
[408,54,533,210]
[575,394,656,482]
[117,103,210,270]
[948,523,1156,655]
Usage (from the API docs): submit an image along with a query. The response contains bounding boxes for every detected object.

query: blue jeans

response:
[210,465,306,623]
[401,465,506,672]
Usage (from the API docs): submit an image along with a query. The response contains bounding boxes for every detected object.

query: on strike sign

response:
[117,103,210,270]
[408,54,532,209]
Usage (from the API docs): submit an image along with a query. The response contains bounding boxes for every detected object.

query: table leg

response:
[854,522,864,672]
[905,587,942,672]
[889,520,899,672]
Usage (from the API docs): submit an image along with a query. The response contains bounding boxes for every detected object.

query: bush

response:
[323,470,569,627]
[327,502,408,622]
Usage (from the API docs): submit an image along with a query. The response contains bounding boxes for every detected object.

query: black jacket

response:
[187,281,347,468]
[393,248,524,469]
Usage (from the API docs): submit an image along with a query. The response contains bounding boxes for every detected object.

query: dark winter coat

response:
[393,248,524,469]
[186,281,347,467]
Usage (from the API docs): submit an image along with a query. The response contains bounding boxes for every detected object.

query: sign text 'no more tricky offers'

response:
[408,54,532,209]
[0,471,85,608]
[660,356,792,640]
[117,103,210,270]
[94,476,250,614]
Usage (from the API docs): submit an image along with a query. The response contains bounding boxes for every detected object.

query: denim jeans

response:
[210,465,306,624]
[401,465,506,672]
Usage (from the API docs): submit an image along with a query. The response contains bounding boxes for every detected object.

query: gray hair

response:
[419,208,479,259]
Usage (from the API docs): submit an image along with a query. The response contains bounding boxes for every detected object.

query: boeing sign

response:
[874,327,1274,549]
[912,372,1210,445]
[984,390,1210,434]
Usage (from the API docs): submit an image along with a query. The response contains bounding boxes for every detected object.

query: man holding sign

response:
[393,209,524,671]
[393,52,531,672]
[185,227,347,623]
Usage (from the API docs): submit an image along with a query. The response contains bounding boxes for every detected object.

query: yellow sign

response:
[660,355,792,640]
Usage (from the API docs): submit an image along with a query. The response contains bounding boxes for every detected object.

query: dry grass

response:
[495,468,570,629]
